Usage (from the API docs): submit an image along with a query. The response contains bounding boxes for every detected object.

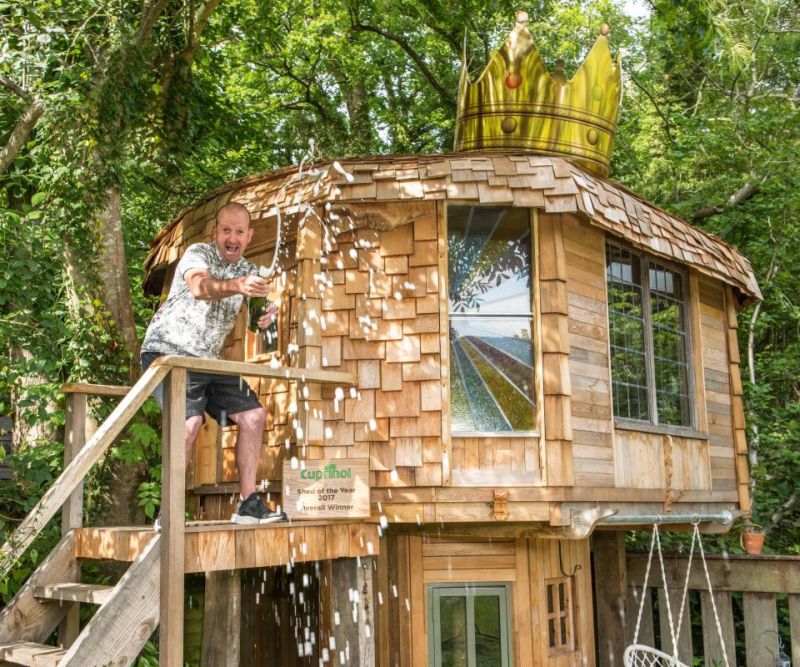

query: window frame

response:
[445,205,539,437]
[427,583,513,667]
[545,576,576,654]
[605,239,698,433]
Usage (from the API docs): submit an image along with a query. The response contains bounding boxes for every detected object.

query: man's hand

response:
[257,302,279,329]
[238,275,270,297]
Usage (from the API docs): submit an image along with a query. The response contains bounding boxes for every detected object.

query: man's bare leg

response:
[228,406,266,498]
[185,415,204,467]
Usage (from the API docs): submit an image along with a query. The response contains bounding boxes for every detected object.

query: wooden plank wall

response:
[377,535,594,666]
[450,436,541,486]
[613,429,711,490]
[562,215,614,487]
[698,277,740,497]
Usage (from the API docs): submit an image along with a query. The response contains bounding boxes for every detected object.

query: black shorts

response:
[141,352,262,423]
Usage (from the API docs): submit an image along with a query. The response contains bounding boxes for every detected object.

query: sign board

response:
[282,458,370,519]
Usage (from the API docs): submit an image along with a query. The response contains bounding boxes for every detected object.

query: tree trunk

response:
[8,347,57,451]
[95,185,141,380]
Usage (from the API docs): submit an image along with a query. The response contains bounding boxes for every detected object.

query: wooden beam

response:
[628,554,800,593]
[700,591,736,667]
[0,642,65,666]
[201,571,241,667]
[0,364,169,578]
[34,583,113,605]
[594,531,628,667]
[789,593,800,667]
[59,394,86,648]
[60,383,130,397]
[328,557,377,666]
[60,536,161,666]
[153,355,354,385]
[74,522,381,571]
[743,592,777,667]
[160,368,186,667]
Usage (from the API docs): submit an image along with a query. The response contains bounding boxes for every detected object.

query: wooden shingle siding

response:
[144,154,759,302]
[562,215,615,488]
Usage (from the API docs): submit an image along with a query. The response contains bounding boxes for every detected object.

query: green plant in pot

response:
[740,520,765,555]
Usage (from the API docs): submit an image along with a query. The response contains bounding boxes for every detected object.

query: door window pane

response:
[430,585,511,667]
[440,595,468,667]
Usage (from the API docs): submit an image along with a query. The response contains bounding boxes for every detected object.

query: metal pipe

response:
[599,509,734,526]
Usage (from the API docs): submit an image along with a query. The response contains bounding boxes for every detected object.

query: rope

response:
[632,527,658,644]
[653,527,679,657]
[672,524,697,659]
[695,523,731,667]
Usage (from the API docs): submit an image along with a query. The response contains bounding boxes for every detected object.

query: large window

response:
[606,242,692,427]
[428,584,512,667]
[447,206,535,433]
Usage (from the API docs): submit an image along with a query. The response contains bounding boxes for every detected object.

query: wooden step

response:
[0,641,66,666]
[32,583,113,605]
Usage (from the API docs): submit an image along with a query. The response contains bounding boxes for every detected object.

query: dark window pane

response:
[548,619,556,648]
[439,595,467,667]
[649,262,690,426]
[448,206,531,315]
[606,244,648,420]
[474,595,503,667]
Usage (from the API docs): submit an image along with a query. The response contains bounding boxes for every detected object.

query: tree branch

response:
[0,76,33,103]
[349,15,454,108]
[0,99,44,174]
[692,175,767,222]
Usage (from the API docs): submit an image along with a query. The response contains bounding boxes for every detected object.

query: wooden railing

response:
[627,552,800,666]
[0,356,353,667]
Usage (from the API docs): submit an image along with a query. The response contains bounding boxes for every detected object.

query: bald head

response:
[217,202,252,228]
[213,202,254,263]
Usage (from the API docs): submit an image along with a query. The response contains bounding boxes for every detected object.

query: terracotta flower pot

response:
[740,524,765,555]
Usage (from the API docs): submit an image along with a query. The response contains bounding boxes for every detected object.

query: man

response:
[141,201,285,524]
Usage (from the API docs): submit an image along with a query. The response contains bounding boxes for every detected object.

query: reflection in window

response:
[448,206,534,433]
[606,242,691,426]
[429,584,511,667]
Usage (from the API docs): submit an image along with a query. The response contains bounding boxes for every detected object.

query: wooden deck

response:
[75,520,380,572]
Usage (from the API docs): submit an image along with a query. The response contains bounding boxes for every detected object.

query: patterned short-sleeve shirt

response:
[142,243,256,359]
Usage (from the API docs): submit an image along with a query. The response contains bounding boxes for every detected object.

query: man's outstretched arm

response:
[185,269,270,300]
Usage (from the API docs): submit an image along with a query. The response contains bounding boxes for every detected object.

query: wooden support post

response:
[58,393,86,648]
[202,570,241,667]
[593,531,628,667]
[161,368,186,667]
[328,557,376,666]
[700,591,736,666]
[743,592,778,667]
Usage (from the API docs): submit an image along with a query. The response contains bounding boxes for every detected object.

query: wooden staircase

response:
[0,357,354,666]
[0,530,160,666]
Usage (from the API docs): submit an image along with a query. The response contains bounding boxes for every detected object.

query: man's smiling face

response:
[213,205,253,264]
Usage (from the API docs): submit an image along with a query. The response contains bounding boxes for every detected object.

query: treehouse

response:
[0,13,759,667]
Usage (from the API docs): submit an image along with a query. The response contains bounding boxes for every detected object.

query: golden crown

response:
[454,12,622,177]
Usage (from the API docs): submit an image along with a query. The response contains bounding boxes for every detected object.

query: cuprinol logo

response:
[300,463,352,481]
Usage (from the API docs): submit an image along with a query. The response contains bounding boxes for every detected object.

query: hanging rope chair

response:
[623,522,731,667]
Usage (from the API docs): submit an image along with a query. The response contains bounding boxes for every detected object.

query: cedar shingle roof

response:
[144,153,760,300]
